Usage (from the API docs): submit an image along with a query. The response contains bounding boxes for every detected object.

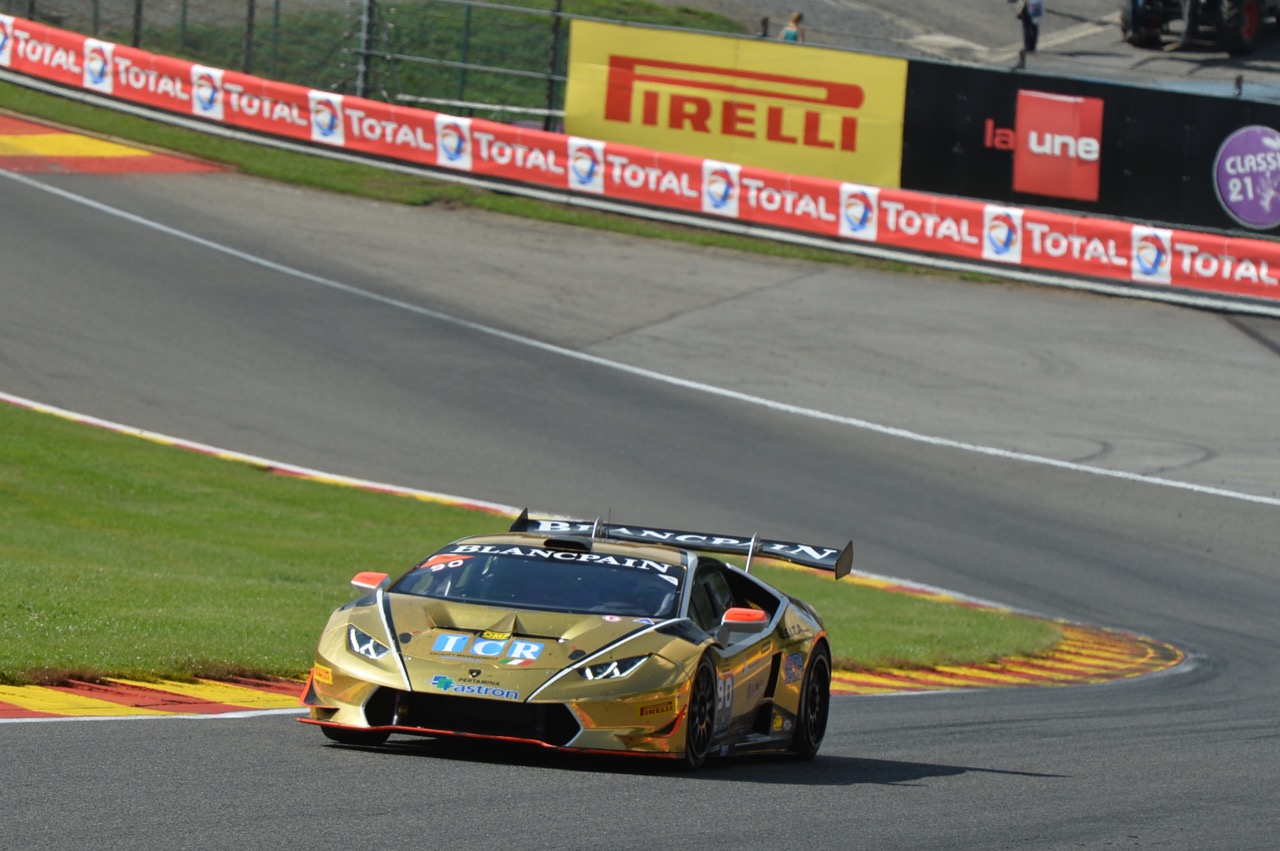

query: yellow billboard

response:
[564,20,907,186]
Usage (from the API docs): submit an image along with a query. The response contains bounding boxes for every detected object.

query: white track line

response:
[4,167,1278,508]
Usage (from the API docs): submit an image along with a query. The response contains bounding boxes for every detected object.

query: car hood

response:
[386,595,679,699]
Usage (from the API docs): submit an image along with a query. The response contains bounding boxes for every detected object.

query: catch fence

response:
[3,0,589,128]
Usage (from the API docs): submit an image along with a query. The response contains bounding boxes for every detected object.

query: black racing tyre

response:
[681,655,717,770]
[1218,0,1263,54]
[790,644,831,760]
[320,725,390,747]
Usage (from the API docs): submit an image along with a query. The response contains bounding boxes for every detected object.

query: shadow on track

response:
[317,736,1066,785]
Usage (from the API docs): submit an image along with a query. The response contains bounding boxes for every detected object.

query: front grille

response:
[366,688,581,747]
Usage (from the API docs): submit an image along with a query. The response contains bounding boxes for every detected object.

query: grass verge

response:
[0,402,1060,685]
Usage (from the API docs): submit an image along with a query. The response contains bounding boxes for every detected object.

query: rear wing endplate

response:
[509,509,853,579]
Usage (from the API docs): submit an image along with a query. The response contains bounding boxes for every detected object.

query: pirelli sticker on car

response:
[563,19,907,186]
[639,700,675,717]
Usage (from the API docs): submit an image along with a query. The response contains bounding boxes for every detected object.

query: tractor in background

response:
[1121,0,1278,54]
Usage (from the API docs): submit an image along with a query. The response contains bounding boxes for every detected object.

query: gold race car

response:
[300,511,852,768]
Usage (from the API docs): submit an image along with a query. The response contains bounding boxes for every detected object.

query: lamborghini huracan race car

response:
[299,511,852,768]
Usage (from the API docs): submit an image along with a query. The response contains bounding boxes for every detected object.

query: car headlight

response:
[579,655,647,680]
[348,626,391,660]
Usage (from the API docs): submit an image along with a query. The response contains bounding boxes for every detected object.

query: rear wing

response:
[509,509,853,580]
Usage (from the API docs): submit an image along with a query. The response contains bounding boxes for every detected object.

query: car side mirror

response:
[721,607,769,632]
[351,571,390,591]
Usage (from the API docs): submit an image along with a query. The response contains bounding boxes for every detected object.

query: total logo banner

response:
[3,13,1278,305]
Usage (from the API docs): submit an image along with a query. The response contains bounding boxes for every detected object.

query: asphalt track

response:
[3,9,1280,846]
[2,137,1279,850]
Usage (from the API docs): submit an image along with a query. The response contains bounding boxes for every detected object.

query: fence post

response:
[456,3,471,108]
[271,0,282,79]
[132,0,143,47]
[244,0,256,74]
[544,0,563,131]
[356,0,378,99]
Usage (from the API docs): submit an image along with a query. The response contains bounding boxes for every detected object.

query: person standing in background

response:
[1016,0,1045,53]
[779,11,805,42]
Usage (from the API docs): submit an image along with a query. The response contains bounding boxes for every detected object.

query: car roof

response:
[443,531,695,568]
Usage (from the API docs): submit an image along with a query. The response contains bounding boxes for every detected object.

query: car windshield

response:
[390,546,685,618]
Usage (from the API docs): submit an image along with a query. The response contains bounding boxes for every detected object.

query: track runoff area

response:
[0,113,221,173]
[0,379,1184,721]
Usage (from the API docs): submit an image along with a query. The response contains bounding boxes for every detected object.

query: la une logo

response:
[983,90,1104,202]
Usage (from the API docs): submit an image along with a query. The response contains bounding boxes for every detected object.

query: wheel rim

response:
[686,665,715,759]
[801,657,830,748]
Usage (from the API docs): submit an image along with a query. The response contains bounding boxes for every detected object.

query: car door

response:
[689,559,773,740]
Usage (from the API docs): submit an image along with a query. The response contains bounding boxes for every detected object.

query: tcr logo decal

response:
[431,632,544,662]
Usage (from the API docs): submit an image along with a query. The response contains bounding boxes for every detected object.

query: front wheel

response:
[680,656,717,770]
[790,645,831,760]
[320,724,390,747]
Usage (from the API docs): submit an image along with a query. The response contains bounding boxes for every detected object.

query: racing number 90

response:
[715,673,734,731]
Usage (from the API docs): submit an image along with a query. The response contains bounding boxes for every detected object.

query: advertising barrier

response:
[562,20,907,188]
[902,60,1280,237]
[1,14,1278,307]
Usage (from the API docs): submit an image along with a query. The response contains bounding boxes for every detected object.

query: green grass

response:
[0,402,1059,685]
[750,565,1058,671]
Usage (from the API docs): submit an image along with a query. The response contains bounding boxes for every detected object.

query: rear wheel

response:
[1218,0,1263,53]
[681,656,717,770]
[790,645,831,760]
[320,725,390,747]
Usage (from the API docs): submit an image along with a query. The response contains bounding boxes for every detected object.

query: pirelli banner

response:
[563,20,908,187]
